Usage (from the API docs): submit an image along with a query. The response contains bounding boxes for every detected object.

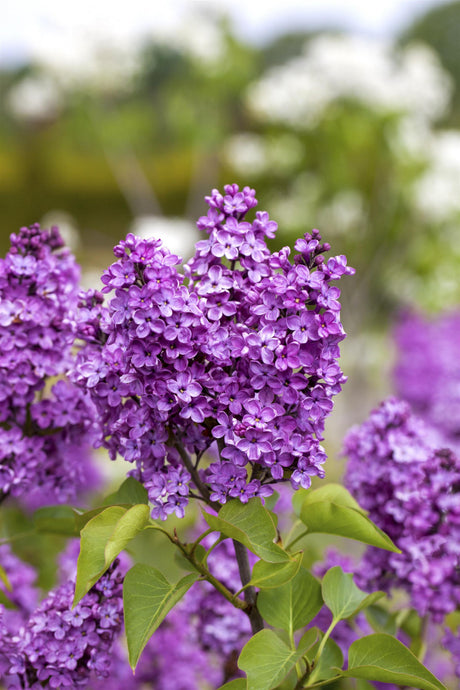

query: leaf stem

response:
[232,539,265,634]
[301,675,342,688]
[286,529,309,552]
[173,437,220,512]
[313,618,337,668]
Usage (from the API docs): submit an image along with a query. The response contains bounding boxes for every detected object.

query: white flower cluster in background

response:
[152,11,225,66]
[131,214,200,260]
[246,35,452,129]
[225,132,303,176]
[6,10,225,114]
[317,190,365,236]
[412,131,460,224]
[6,74,62,122]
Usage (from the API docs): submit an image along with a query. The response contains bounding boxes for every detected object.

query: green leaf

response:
[343,634,446,690]
[124,564,199,669]
[355,681,376,690]
[174,543,208,572]
[264,490,280,512]
[33,505,79,536]
[298,627,320,654]
[216,681,247,690]
[297,484,400,552]
[365,604,397,635]
[203,499,290,563]
[248,553,302,589]
[74,506,112,532]
[103,477,149,506]
[238,629,307,690]
[308,636,344,683]
[0,564,12,591]
[292,484,365,518]
[74,504,150,605]
[258,566,323,633]
[0,588,15,609]
[322,566,384,621]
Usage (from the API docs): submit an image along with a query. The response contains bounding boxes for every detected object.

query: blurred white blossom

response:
[7,74,62,121]
[28,32,141,92]
[152,11,225,65]
[269,173,321,230]
[389,115,433,160]
[40,211,81,251]
[225,132,302,176]
[131,215,199,260]
[413,131,460,223]
[317,190,365,235]
[225,134,269,175]
[247,35,452,128]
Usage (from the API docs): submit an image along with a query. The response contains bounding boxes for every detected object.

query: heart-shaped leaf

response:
[322,566,384,621]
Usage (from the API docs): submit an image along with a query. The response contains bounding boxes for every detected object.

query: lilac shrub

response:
[344,397,460,621]
[0,223,100,507]
[74,183,354,518]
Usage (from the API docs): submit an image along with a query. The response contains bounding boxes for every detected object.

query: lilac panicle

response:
[0,544,38,634]
[343,397,460,621]
[74,183,353,518]
[394,310,460,447]
[0,223,100,507]
[2,557,126,688]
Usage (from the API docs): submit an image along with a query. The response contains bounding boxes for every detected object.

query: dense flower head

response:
[343,397,460,621]
[74,184,353,517]
[3,557,126,688]
[394,310,460,445]
[0,223,100,506]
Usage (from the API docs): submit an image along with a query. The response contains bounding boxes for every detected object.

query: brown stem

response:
[233,539,264,634]
[174,438,220,512]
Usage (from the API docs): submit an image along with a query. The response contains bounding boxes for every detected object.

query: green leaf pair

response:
[73,503,150,605]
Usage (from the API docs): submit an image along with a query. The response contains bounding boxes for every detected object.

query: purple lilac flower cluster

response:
[343,397,460,621]
[0,223,100,506]
[394,311,460,446]
[0,544,38,633]
[3,558,125,688]
[74,184,353,518]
